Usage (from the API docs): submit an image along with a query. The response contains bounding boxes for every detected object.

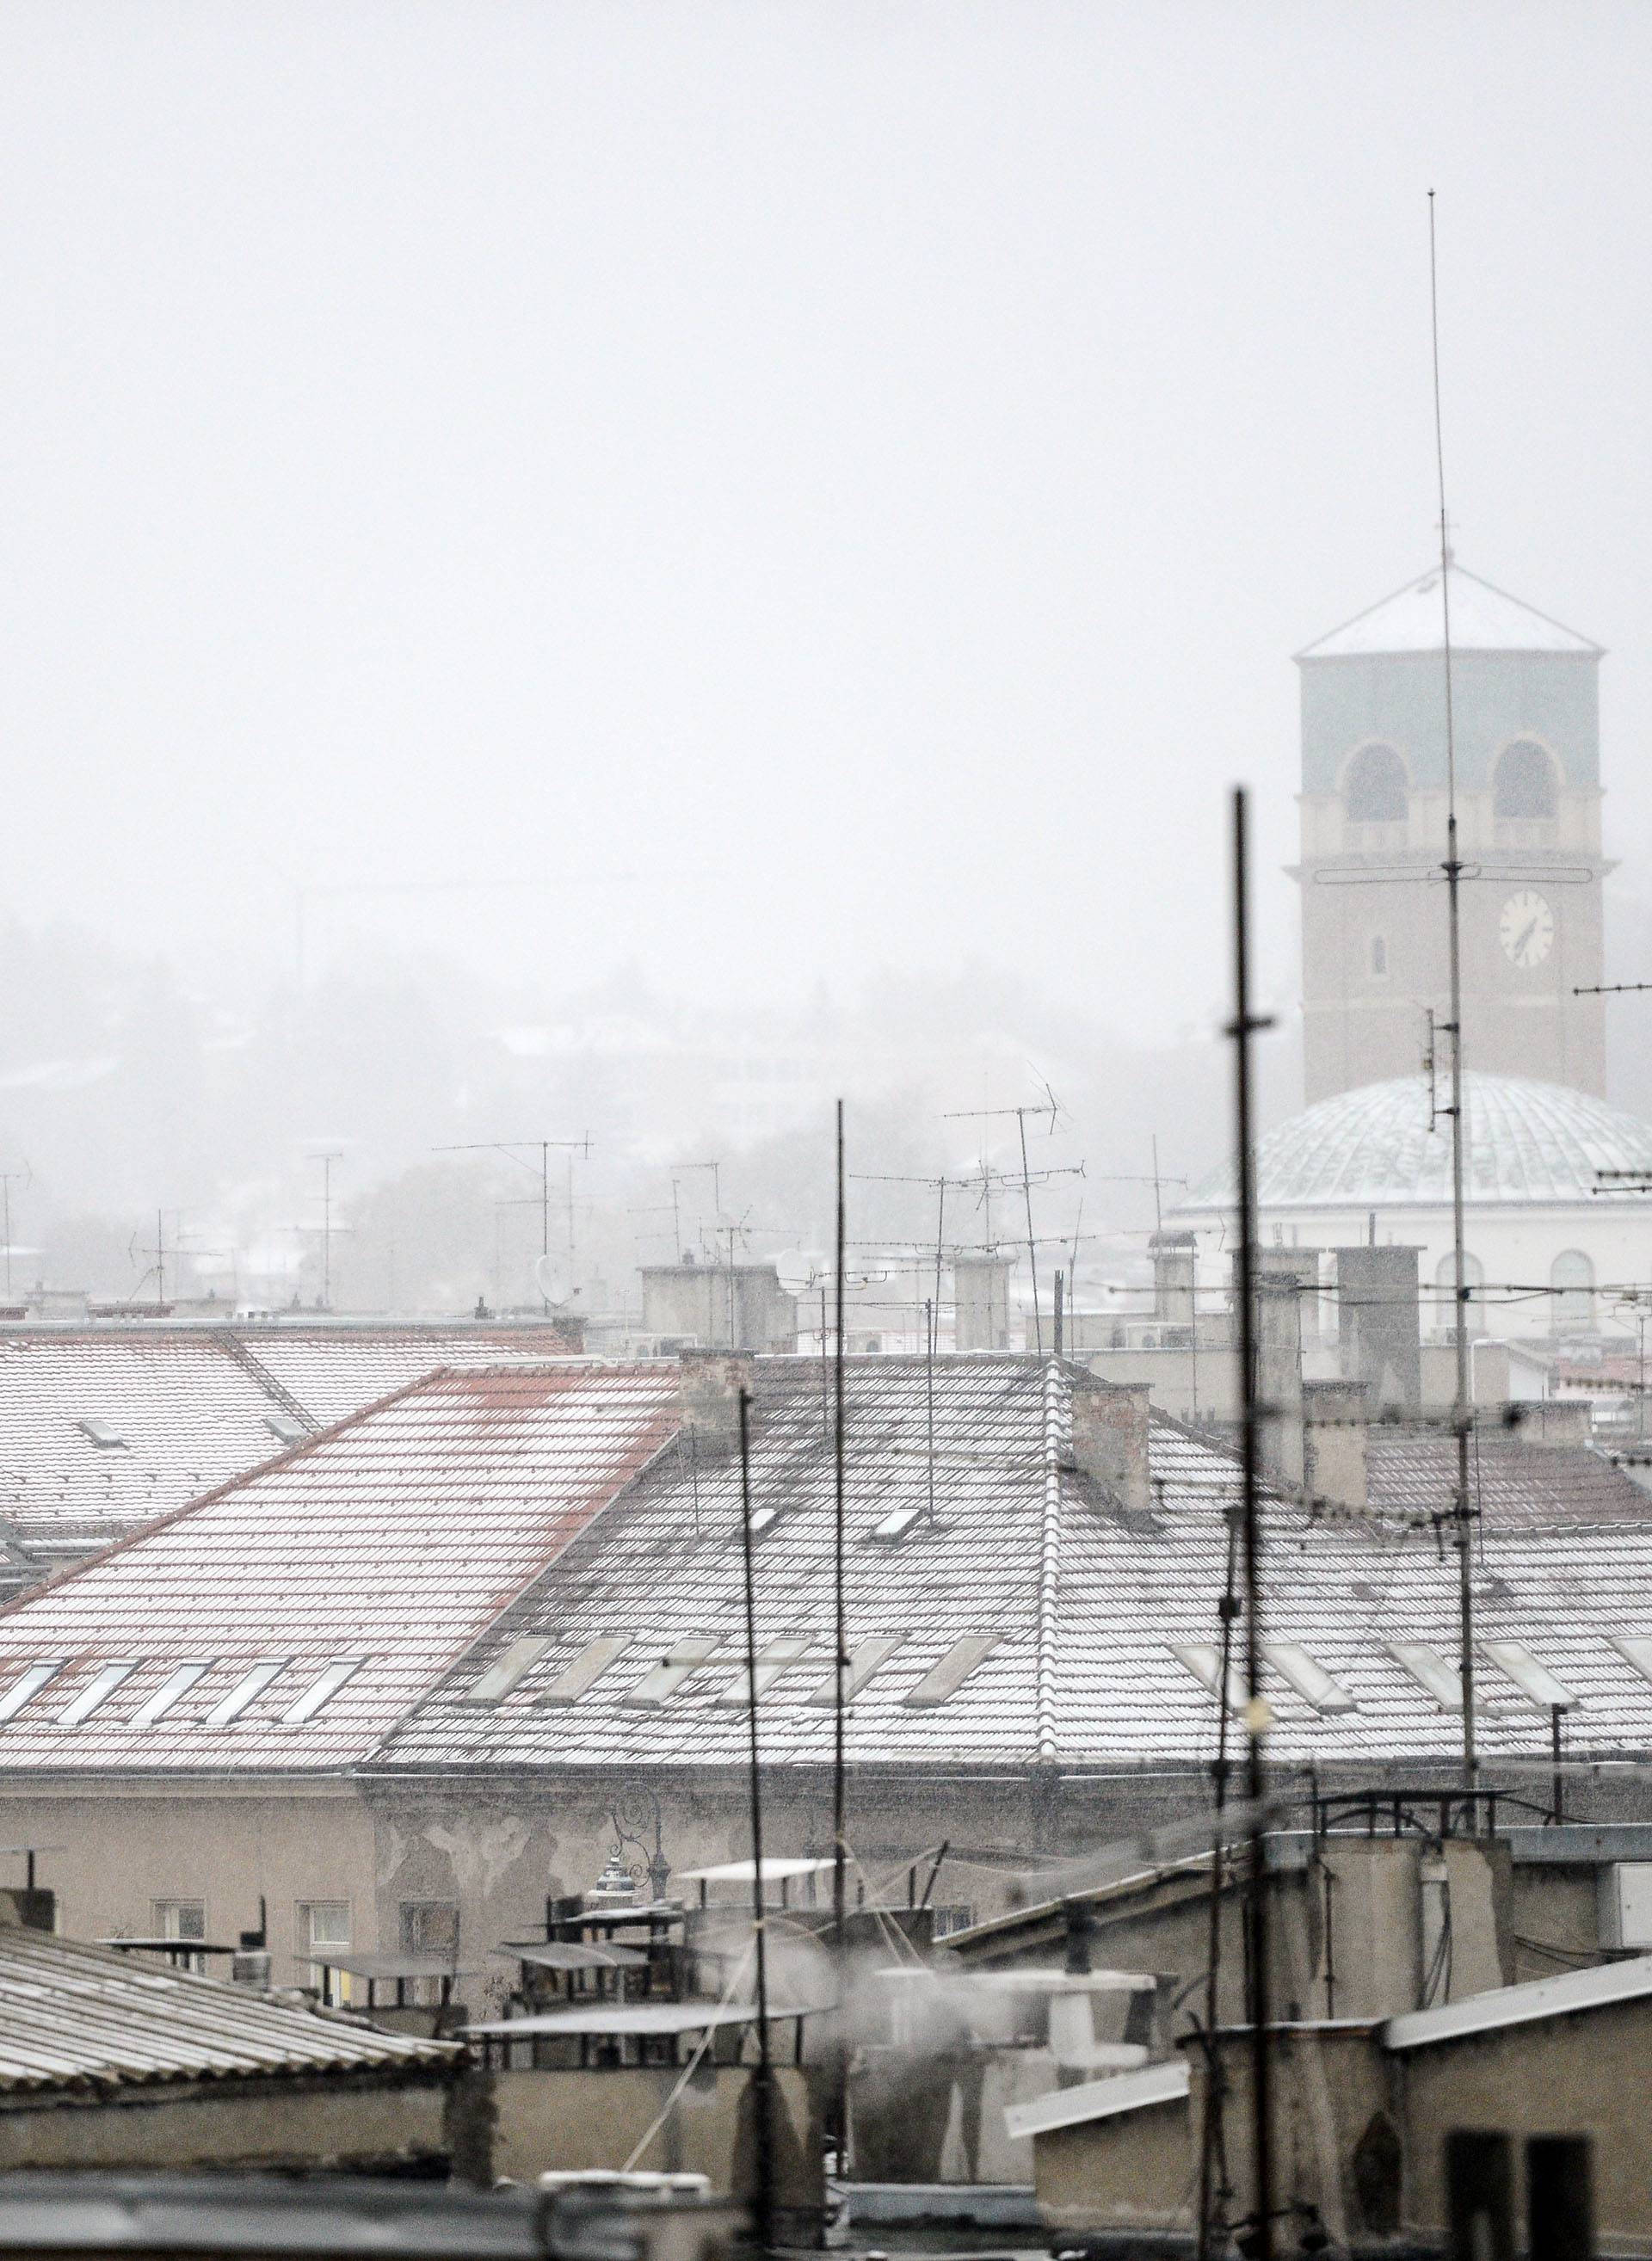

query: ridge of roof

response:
[1295,561,1601,662]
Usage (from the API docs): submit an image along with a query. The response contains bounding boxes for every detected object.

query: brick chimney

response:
[1070,1377,1152,1518]
[1303,1378,1368,1512]
[1335,1245,1422,1414]
[677,1349,755,1458]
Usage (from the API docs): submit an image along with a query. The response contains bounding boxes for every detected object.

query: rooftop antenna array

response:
[944,1081,1062,1351]
[433,1136,592,1311]
[307,1152,344,1311]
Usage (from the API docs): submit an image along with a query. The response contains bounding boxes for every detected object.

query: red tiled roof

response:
[0,1363,678,1772]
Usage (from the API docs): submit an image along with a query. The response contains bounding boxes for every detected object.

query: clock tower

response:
[1295,559,1608,1105]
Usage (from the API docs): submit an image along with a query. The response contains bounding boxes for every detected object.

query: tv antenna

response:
[943,1081,1068,1352]
[434,1136,593,1309]
[0,1162,31,1303]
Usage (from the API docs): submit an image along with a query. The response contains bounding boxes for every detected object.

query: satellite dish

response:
[773,1250,817,1298]
[534,1255,579,1308]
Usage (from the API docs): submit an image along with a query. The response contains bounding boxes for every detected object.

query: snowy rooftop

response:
[1,1355,1651,1784]
[1298,561,1600,660]
[1180,1073,1652,1214]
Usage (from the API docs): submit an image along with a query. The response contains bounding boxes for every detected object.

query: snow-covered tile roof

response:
[0,1326,578,1563]
[0,1363,678,1773]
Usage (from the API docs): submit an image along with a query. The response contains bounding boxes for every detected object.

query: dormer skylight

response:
[1263,1641,1357,1716]
[621,1640,720,1708]
[461,1636,552,1706]
[0,1663,63,1724]
[1610,1636,1652,1687]
[280,1659,363,1726]
[1387,1642,1465,1711]
[58,1661,139,1726]
[903,1634,999,1710]
[1482,1641,1577,1712]
[1169,1642,1245,1714]
[538,1637,632,1706]
[715,1636,812,1708]
[264,1414,308,1445]
[803,1635,905,1706]
[868,1505,923,1544]
[75,1420,126,1451]
[204,1661,287,1727]
[130,1662,213,1729]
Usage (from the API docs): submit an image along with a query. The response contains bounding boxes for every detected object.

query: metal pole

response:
[925,1297,935,1523]
[1430,191,1477,1788]
[1020,1110,1042,1353]
[737,1389,777,2254]
[1230,786,1273,2261]
[832,1099,849,2173]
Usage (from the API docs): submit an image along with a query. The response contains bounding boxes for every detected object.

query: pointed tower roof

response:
[1298,561,1600,660]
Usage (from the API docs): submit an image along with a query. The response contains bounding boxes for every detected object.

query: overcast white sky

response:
[4,1,1649,1045]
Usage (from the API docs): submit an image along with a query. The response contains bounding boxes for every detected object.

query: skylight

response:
[869,1506,923,1544]
[539,1637,632,1707]
[203,1662,288,1728]
[462,1636,552,1706]
[281,1660,365,1726]
[1610,1636,1652,1688]
[1263,1641,1357,1716]
[1481,1641,1577,1713]
[715,1636,813,1709]
[621,1641,720,1708]
[747,1506,784,1537]
[1387,1642,1465,1711]
[803,1636,905,1706]
[0,1663,63,1724]
[58,1661,140,1727]
[1169,1642,1245,1713]
[129,1663,213,1729]
[75,1419,126,1451]
[903,1635,999,1710]
[264,1414,308,1445]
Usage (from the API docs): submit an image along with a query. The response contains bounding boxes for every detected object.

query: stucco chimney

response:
[1335,1245,1422,1414]
[1149,1230,1197,1333]
[953,1254,1014,1352]
[678,1349,755,1458]
[1070,1377,1152,1518]
[1243,1249,1312,1489]
[1303,1378,1368,1512]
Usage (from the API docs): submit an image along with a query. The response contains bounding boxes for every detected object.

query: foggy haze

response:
[4,1,1651,1297]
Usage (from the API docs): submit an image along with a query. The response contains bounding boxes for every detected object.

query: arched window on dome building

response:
[1493,739,1559,822]
[1345,743,1408,824]
[1550,1249,1595,1335]
[1433,1250,1483,1329]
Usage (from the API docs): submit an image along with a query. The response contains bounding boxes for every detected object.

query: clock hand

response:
[1513,918,1538,958]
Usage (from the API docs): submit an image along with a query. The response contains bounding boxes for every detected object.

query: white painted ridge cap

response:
[1384,1952,1652,2051]
[1004,2057,1189,2141]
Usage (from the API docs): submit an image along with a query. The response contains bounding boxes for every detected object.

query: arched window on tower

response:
[1494,739,1559,822]
[1345,743,1408,823]
[1434,1250,1483,1330]
[1550,1249,1595,1334]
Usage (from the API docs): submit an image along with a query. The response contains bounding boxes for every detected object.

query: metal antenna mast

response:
[1430,189,1477,1786]
[941,1087,1063,1352]
[831,1100,849,2177]
[309,1152,344,1311]
[0,1166,29,1303]
[1230,787,1274,2261]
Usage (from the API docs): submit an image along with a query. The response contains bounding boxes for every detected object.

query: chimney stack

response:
[1069,1377,1153,1518]
[1241,1249,1313,1488]
[953,1254,1014,1352]
[1334,1246,1422,1414]
[678,1349,755,1458]
[1303,1378,1368,1512]
[1149,1230,1197,1334]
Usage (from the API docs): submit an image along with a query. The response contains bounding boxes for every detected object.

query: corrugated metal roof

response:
[0,1925,456,2092]
[0,1364,679,1772]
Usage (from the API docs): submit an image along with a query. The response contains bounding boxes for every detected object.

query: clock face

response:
[1500,890,1555,969]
